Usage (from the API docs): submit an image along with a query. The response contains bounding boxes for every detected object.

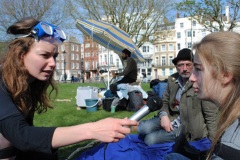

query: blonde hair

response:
[193,31,240,158]
[0,17,58,115]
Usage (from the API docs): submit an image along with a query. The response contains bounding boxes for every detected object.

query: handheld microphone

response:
[129,95,163,121]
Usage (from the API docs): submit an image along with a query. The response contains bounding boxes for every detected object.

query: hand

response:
[160,116,173,132]
[111,71,115,76]
[90,118,138,142]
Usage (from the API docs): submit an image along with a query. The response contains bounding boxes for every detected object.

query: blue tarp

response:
[76,134,211,160]
[76,134,174,160]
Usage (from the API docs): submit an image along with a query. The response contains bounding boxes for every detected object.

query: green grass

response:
[34,81,154,160]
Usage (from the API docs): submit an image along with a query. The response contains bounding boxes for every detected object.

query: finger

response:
[114,132,126,139]
[120,119,138,126]
[118,125,132,134]
[163,126,169,132]
[113,138,120,143]
[170,124,174,131]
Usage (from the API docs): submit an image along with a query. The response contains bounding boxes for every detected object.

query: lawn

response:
[33,81,156,160]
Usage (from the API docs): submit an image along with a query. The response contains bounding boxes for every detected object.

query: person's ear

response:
[20,54,25,61]
[221,71,233,85]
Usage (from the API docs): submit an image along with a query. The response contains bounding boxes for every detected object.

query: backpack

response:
[126,90,144,111]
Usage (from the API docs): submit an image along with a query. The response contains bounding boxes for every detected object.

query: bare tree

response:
[176,0,240,31]
[0,0,68,40]
[65,0,176,47]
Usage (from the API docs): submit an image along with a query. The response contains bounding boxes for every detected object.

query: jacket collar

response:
[169,72,194,95]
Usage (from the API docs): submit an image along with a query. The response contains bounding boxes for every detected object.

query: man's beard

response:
[180,72,191,79]
[122,56,127,60]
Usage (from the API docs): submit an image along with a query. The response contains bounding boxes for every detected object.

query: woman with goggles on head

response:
[0,17,138,160]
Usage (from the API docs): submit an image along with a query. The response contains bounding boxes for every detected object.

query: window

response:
[162,56,166,66]
[169,68,173,75]
[76,45,79,51]
[192,20,196,26]
[161,45,166,51]
[162,68,166,76]
[116,59,119,67]
[193,31,195,37]
[85,52,90,57]
[155,57,159,66]
[202,30,206,37]
[100,55,102,64]
[85,43,90,48]
[187,42,192,48]
[71,44,74,51]
[76,54,79,60]
[85,62,90,70]
[96,62,98,69]
[61,54,64,60]
[155,45,159,52]
[169,56,173,66]
[110,55,113,64]
[177,43,181,50]
[143,46,149,52]
[168,44,174,51]
[104,55,107,64]
[61,44,65,52]
[71,62,75,69]
[56,62,60,69]
[177,32,181,38]
[187,31,192,37]
[71,53,74,60]
[180,23,184,28]
[76,63,79,69]
[147,69,151,75]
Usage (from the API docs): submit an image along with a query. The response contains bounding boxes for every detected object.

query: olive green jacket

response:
[159,73,218,141]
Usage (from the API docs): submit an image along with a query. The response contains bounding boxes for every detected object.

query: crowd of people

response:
[1,17,240,160]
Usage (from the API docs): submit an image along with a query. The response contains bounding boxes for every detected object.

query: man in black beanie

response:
[112,48,137,84]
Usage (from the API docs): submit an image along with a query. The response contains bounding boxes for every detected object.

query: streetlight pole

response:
[63,50,67,83]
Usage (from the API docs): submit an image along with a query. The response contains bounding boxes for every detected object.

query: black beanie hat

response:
[122,49,131,56]
[172,48,193,65]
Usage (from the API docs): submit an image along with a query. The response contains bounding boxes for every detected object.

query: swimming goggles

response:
[17,21,66,43]
[32,22,66,42]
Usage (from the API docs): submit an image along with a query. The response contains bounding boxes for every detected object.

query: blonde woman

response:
[164,31,240,160]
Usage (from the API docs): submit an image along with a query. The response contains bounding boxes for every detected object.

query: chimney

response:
[176,13,180,18]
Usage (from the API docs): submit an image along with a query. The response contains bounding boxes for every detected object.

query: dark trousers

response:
[116,76,136,84]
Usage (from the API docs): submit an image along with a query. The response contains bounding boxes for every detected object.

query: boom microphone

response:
[129,96,163,121]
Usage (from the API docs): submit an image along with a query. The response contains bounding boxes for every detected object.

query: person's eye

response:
[41,54,49,59]
[53,53,59,59]
[195,67,202,71]
[177,64,183,67]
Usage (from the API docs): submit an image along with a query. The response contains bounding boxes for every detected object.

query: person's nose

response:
[48,57,56,68]
[189,73,196,83]
[183,64,188,71]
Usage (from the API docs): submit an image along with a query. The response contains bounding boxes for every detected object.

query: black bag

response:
[102,98,114,112]
[127,90,144,111]
[116,98,128,110]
